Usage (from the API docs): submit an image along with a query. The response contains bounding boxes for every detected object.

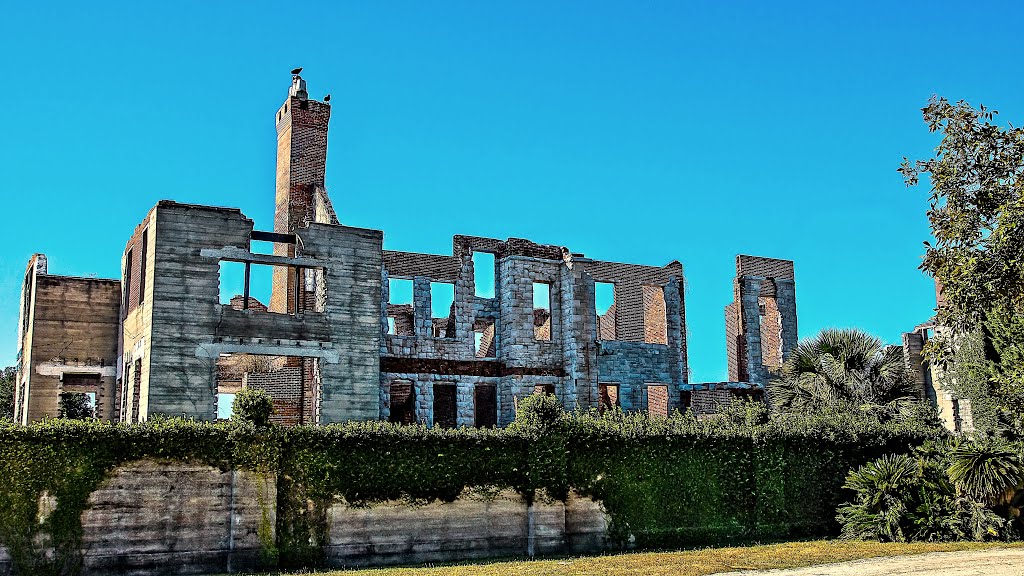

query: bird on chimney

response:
[324,94,331,102]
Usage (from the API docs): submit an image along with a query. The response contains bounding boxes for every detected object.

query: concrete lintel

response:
[503,254,563,265]
[685,381,761,391]
[36,362,117,377]
[199,247,326,268]
[195,342,340,363]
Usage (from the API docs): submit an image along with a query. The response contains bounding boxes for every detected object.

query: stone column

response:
[413,276,432,337]
[740,276,766,386]
[774,278,798,363]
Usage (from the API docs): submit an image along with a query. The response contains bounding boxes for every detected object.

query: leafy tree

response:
[900,97,1024,431]
[900,97,1024,332]
[232,387,274,427]
[57,393,94,420]
[0,367,15,420]
[769,328,917,417]
[939,329,1004,436]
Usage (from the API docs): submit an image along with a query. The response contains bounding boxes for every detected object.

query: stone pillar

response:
[456,381,475,427]
[774,278,798,363]
[413,277,432,337]
[740,276,766,386]
[664,277,686,403]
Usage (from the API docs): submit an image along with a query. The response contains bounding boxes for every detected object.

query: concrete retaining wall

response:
[0,461,610,575]
[325,491,608,568]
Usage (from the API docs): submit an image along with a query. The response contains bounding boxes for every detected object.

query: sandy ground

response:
[717,548,1024,576]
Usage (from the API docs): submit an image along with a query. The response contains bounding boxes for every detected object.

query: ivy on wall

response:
[0,407,943,574]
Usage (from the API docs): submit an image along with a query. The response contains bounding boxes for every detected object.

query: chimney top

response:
[289,74,308,101]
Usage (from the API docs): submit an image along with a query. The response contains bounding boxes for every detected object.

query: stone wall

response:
[378,240,688,426]
[725,255,798,386]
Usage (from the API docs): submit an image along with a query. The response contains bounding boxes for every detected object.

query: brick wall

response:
[736,255,794,280]
[244,367,304,426]
[759,295,783,369]
[582,260,683,344]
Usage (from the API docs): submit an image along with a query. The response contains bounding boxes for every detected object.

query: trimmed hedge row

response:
[0,407,943,573]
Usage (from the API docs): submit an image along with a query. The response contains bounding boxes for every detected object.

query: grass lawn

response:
[247,540,1024,575]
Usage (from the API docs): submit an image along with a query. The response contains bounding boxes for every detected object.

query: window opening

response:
[58,391,95,419]
[433,383,457,428]
[216,353,316,426]
[388,278,413,305]
[647,384,669,418]
[217,393,236,420]
[595,282,616,340]
[388,381,416,424]
[473,318,496,358]
[533,384,555,396]
[220,260,318,314]
[599,383,620,414]
[472,252,496,298]
[138,230,148,306]
[122,248,133,318]
[642,285,668,344]
[431,282,455,338]
[533,282,551,341]
[474,384,497,428]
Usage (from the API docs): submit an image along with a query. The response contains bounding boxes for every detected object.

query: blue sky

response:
[2,1,1022,382]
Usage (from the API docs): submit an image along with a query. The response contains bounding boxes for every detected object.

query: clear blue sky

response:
[2,1,1021,382]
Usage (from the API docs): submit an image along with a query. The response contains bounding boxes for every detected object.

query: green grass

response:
[243,540,1024,575]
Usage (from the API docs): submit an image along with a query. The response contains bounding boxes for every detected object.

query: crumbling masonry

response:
[13,74,799,426]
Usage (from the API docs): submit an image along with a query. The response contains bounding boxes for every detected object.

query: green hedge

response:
[0,409,942,574]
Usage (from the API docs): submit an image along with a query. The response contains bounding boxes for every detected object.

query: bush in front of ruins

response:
[509,392,564,435]
[232,387,274,427]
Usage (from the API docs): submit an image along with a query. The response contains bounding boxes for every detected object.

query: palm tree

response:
[769,328,916,415]
[947,439,1024,506]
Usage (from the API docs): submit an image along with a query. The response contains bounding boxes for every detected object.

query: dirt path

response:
[717,548,1024,576]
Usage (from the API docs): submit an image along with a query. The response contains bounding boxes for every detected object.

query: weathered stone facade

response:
[14,73,800,425]
[724,255,798,388]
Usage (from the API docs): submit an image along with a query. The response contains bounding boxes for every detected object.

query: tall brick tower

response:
[271,70,331,313]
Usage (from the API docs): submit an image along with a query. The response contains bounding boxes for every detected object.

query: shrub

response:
[509,392,563,434]
[948,439,1024,504]
[837,440,1022,542]
[57,392,94,420]
[232,388,274,427]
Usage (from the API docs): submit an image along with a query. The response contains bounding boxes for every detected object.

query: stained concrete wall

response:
[325,491,608,568]
[15,254,121,424]
[0,460,275,576]
[0,464,609,575]
[131,201,382,423]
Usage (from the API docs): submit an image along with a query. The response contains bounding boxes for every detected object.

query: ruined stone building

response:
[902,281,974,433]
[14,73,799,426]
